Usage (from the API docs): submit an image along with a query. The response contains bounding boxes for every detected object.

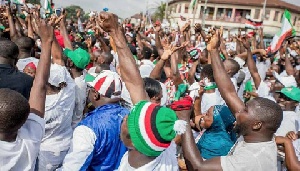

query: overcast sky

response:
[53,0,300,18]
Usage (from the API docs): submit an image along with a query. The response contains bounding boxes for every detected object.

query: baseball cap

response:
[85,70,122,99]
[125,32,133,38]
[280,87,300,102]
[64,48,91,69]
[273,71,297,87]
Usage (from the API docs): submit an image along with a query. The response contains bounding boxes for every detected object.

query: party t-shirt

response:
[0,114,45,171]
[73,75,87,128]
[275,111,300,137]
[221,140,277,171]
[16,57,39,72]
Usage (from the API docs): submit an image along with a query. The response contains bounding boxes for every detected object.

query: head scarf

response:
[196,105,236,159]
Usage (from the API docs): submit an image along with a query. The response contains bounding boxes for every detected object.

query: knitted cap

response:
[128,101,187,157]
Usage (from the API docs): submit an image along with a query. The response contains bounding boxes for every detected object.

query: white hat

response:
[48,64,67,87]
[273,71,297,87]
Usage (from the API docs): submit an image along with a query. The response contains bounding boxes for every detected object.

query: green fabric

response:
[204,83,217,90]
[220,53,225,60]
[128,101,178,157]
[85,73,96,82]
[64,48,91,69]
[174,83,187,101]
[133,55,138,61]
[153,59,158,65]
[0,26,5,31]
[87,31,95,36]
[245,80,253,92]
[281,87,300,102]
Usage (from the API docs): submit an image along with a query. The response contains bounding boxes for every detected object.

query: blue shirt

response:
[77,104,129,171]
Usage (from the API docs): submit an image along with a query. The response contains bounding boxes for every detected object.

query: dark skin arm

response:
[99,12,148,104]
[284,43,295,76]
[27,14,34,39]
[242,37,261,89]
[6,5,18,41]
[209,31,245,115]
[276,136,300,171]
[29,20,54,118]
[60,12,73,51]
[154,25,164,56]
[187,59,199,85]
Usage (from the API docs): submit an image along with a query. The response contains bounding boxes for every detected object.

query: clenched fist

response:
[98,12,119,33]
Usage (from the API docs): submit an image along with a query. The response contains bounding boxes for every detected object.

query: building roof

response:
[169,0,300,13]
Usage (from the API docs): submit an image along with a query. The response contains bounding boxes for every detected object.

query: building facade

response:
[168,0,300,36]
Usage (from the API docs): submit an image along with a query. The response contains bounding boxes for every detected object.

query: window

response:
[274,11,280,21]
[185,4,189,13]
[254,9,260,19]
[265,9,270,20]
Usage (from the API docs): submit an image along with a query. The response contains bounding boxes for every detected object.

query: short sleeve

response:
[19,113,45,142]
[61,125,96,171]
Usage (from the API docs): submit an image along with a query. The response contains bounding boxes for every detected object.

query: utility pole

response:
[201,0,208,28]
[262,0,267,20]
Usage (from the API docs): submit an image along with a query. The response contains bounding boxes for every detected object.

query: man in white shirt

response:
[64,48,91,128]
[178,31,283,171]
[0,22,53,171]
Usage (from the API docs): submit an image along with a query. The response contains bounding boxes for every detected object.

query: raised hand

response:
[286,131,298,140]
[194,23,202,32]
[36,18,54,43]
[207,30,221,51]
[155,23,161,32]
[241,36,251,50]
[98,12,119,33]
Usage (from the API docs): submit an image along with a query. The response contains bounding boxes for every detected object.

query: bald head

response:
[94,50,113,65]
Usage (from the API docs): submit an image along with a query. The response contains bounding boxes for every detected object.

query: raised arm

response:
[29,20,54,118]
[6,5,18,41]
[275,136,300,171]
[60,12,73,50]
[99,12,148,104]
[27,14,34,39]
[209,31,244,114]
[242,37,261,89]
[284,43,295,76]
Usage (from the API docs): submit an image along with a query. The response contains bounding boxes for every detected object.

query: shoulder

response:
[19,113,45,142]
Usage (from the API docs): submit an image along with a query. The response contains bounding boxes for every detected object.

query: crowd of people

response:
[0,2,300,171]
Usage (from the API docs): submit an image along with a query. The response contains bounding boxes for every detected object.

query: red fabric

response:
[25,62,36,70]
[170,96,193,111]
[144,103,170,148]
[94,76,107,91]
[86,63,93,70]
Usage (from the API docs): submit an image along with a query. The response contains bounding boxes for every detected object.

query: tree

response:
[64,5,84,19]
[26,0,40,4]
[153,2,166,22]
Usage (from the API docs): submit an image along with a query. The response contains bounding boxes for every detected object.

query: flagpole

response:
[201,0,208,28]
[192,0,198,26]
[165,0,169,21]
[262,0,267,20]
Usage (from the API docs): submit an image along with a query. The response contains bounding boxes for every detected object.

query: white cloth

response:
[16,57,39,72]
[273,72,297,87]
[139,59,155,78]
[160,82,167,106]
[41,65,76,155]
[293,139,300,161]
[118,142,178,171]
[257,81,276,102]
[73,75,87,129]
[0,114,45,171]
[234,57,245,68]
[275,111,300,136]
[201,92,223,114]
[256,59,271,81]
[59,125,96,171]
[221,140,277,171]
[231,77,238,92]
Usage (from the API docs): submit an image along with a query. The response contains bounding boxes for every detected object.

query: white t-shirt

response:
[118,142,178,171]
[139,59,155,78]
[256,59,271,81]
[257,81,276,102]
[0,114,45,171]
[275,111,300,137]
[73,75,87,129]
[221,140,277,171]
[41,65,76,154]
[16,57,39,72]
